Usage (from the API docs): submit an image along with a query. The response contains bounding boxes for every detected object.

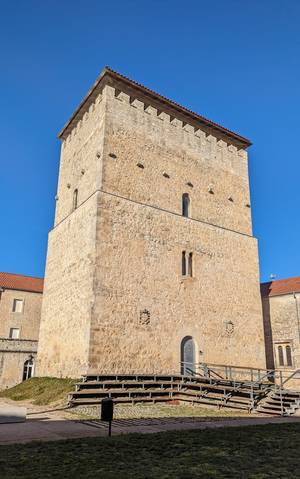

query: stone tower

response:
[37,67,265,378]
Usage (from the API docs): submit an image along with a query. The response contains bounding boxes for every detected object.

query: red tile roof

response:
[261,276,300,297]
[0,272,44,293]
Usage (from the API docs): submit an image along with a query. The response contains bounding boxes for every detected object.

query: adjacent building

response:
[0,272,43,388]
[261,276,300,372]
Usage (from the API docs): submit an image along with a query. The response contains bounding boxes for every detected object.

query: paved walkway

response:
[1,400,300,445]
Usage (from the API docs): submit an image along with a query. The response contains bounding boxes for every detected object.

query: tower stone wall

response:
[37,90,106,377]
[37,68,266,378]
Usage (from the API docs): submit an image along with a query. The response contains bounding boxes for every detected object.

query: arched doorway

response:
[23,357,34,381]
[181,336,196,375]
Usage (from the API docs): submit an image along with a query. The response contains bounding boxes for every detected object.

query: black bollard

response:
[101,398,114,436]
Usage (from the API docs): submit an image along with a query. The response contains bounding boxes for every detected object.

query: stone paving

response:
[1,398,300,445]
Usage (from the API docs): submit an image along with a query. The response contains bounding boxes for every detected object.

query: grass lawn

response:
[1,423,299,478]
[0,377,76,405]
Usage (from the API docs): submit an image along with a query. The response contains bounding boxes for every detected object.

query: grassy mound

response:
[0,377,77,405]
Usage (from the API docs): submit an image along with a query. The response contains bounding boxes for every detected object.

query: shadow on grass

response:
[1,416,300,478]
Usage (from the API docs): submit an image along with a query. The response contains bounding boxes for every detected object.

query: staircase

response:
[68,365,300,416]
[68,373,270,413]
[256,389,300,416]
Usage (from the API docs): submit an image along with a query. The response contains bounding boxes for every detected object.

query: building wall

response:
[36,90,107,378]
[262,293,300,371]
[36,195,98,378]
[102,85,252,236]
[89,192,264,373]
[54,91,105,225]
[88,85,265,372]
[37,79,266,378]
[0,289,42,340]
[0,289,41,389]
[0,339,37,389]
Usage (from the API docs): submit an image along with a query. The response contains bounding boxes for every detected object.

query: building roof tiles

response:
[0,272,44,293]
[261,276,300,297]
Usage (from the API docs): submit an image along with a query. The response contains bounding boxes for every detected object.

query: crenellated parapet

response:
[61,81,248,185]
[60,67,251,157]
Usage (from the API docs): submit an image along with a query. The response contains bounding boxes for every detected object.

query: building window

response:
[182,251,187,276]
[276,343,293,368]
[23,358,34,381]
[188,253,193,277]
[278,345,284,366]
[9,328,20,339]
[182,193,190,218]
[12,299,23,313]
[286,345,293,367]
[182,251,193,277]
[73,189,78,210]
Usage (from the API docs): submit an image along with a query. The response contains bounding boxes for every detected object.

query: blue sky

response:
[1,0,300,282]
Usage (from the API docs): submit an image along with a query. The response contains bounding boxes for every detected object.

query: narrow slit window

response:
[188,253,193,277]
[182,193,190,218]
[278,345,284,366]
[286,345,292,366]
[182,251,187,276]
[73,189,78,210]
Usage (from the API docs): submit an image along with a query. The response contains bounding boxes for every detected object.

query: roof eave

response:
[0,286,43,294]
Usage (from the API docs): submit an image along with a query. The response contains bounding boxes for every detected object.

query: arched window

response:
[73,189,78,210]
[286,345,292,367]
[182,193,190,217]
[23,357,34,381]
[278,346,284,366]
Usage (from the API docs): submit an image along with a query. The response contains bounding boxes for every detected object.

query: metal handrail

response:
[281,368,300,387]
[179,361,300,415]
[249,370,275,389]
[196,361,274,374]
[197,364,225,380]
[180,362,300,390]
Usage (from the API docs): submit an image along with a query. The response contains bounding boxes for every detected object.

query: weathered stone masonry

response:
[37,68,266,378]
